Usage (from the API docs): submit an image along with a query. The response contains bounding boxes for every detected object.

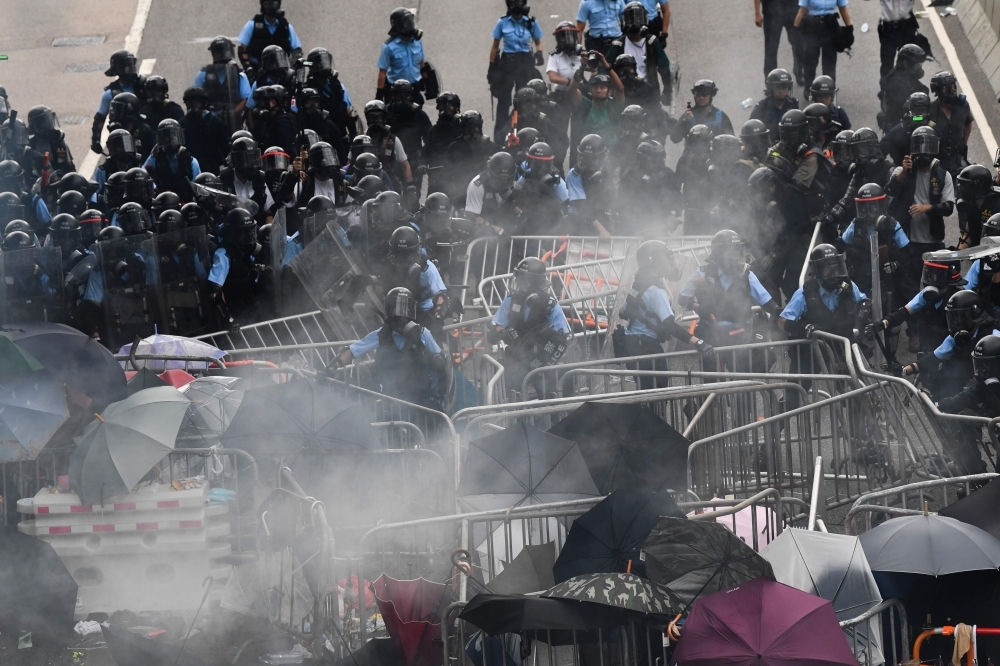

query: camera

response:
[585,52,600,71]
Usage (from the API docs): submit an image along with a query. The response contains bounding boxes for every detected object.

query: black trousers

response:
[762,2,802,79]
[491,52,539,145]
[619,333,668,390]
[877,17,919,79]
[800,15,840,88]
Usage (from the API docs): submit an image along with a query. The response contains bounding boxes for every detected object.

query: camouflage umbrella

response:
[542,572,681,616]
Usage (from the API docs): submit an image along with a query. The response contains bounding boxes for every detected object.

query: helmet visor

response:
[390,244,420,267]
[233,146,263,170]
[310,144,339,169]
[262,49,289,71]
[310,51,333,72]
[577,151,605,173]
[2,123,29,149]
[911,131,940,156]
[0,202,25,225]
[386,289,417,320]
[108,131,136,156]
[236,223,257,246]
[974,353,1000,381]
[119,207,150,234]
[156,124,185,149]
[779,124,806,147]
[947,307,975,335]
[712,242,745,273]
[109,100,134,123]
[813,253,849,285]
[852,139,878,161]
[50,227,82,250]
[855,195,887,221]
[832,142,852,163]
[921,261,960,288]
[125,179,152,204]
[375,201,402,231]
[555,27,579,48]
[513,267,548,293]
[262,149,290,171]
[31,112,55,134]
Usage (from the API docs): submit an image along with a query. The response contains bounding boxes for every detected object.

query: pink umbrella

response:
[688,499,779,548]
[372,574,452,666]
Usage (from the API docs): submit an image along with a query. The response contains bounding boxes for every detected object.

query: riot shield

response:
[289,224,381,340]
[0,246,65,325]
[190,181,260,218]
[96,233,165,350]
[154,227,212,337]
[201,62,243,133]
[923,236,1000,262]
[271,207,288,309]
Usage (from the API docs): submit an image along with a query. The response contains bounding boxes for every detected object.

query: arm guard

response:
[654,317,693,344]
[885,306,912,329]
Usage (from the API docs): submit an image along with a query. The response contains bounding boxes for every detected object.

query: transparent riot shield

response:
[271,208,288,310]
[190,181,260,218]
[201,62,243,133]
[289,224,381,340]
[96,233,164,350]
[154,227,211,337]
[0,246,65,325]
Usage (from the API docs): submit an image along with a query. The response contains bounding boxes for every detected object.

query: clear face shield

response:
[854,195,887,223]
[513,267,548,294]
[813,253,849,289]
[156,124,185,150]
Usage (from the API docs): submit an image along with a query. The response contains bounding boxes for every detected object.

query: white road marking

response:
[139,58,156,76]
[80,0,155,177]
[920,0,998,158]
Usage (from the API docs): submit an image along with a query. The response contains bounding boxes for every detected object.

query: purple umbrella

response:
[673,578,858,666]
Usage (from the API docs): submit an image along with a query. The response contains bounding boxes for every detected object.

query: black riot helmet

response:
[56,173,93,198]
[124,167,153,206]
[855,183,888,223]
[106,49,137,80]
[260,0,282,17]
[389,7,422,39]
[155,209,184,235]
[526,79,548,99]
[261,45,290,73]
[621,104,646,133]
[222,207,258,248]
[306,47,334,75]
[257,223,273,247]
[985,213,1000,238]
[921,259,965,290]
[389,79,416,109]
[436,92,461,120]
[0,191,24,226]
[180,202,207,229]
[803,102,834,140]
[710,134,742,167]
[911,125,940,159]
[739,119,770,159]
[4,219,34,242]
[27,106,56,135]
[350,134,376,161]
[155,118,185,151]
[193,172,222,188]
[423,191,451,228]
[109,92,141,125]
[636,139,666,172]
[553,21,580,53]
[389,225,421,267]
[98,226,125,243]
[513,257,549,294]
[117,202,152,236]
[956,164,995,200]
[308,141,341,179]
[151,191,182,218]
[896,43,927,68]
[525,141,555,178]
[364,99,388,127]
[58,190,87,218]
[765,68,793,96]
[79,210,105,246]
[685,124,713,155]
[577,134,607,174]
[484,151,517,192]
[930,71,960,103]
[461,110,484,138]
[306,195,336,215]
[506,0,531,15]
[809,243,849,291]
[614,54,638,80]
[621,2,648,36]
[354,174,386,203]
[2,230,34,251]
[512,127,541,154]
[262,146,290,172]
[230,137,263,173]
[0,159,24,193]
[809,75,838,101]
[636,239,680,281]
[208,36,236,64]
[1,117,29,152]
[849,127,879,161]
[105,171,127,208]
[513,87,540,116]
[384,287,418,322]
[778,109,809,147]
[691,79,719,98]
[830,130,854,164]
[973,335,1000,382]
[144,76,169,104]
[372,190,404,234]
[945,290,991,343]
[353,152,383,180]
[107,128,137,161]
[906,92,931,122]
[231,130,255,146]
[709,229,746,274]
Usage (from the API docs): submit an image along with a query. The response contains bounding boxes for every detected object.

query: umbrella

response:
[672,577,859,666]
[487,542,556,594]
[69,386,191,506]
[459,593,626,637]
[859,513,1000,576]
[221,379,379,456]
[761,530,883,664]
[126,367,169,395]
[543,572,681,616]
[372,575,452,666]
[0,524,79,634]
[552,488,684,583]
[0,331,43,378]
[547,401,689,494]
[157,369,196,388]
[641,517,775,607]
[688,500,779,548]
[456,422,600,512]
[177,376,244,447]
[118,334,226,371]
[2,321,127,409]
[940,478,1000,541]
[0,372,70,462]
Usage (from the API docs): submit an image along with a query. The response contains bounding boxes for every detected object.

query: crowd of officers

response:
[1,0,1000,473]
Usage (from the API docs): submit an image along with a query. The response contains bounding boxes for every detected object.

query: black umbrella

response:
[553,488,684,583]
[457,422,599,512]
[221,379,379,456]
[1,322,127,410]
[940,479,1000,541]
[0,525,79,634]
[640,517,775,607]
[547,401,689,494]
[332,637,405,666]
[488,543,557,594]
[459,593,627,640]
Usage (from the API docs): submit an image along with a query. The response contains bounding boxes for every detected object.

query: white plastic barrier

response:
[18,483,233,617]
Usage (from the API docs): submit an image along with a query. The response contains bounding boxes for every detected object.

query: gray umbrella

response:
[859,514,1000,576]
[487,543,557,594]
[762,530,883,664]
[177,376,244,447]
[69,386,190,506]
[0,373,70,462]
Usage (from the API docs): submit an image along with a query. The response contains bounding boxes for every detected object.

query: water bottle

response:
[259,653,305,664]
[741,97,754,109]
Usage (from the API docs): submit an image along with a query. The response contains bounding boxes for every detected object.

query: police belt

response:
[801,13,839,31]
[878,14,916,29]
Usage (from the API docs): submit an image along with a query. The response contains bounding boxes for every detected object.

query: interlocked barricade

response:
[840,599,910,666]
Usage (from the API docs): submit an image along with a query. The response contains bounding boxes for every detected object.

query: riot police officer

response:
[143,120,201,202]
[92,50,146,155]
[286,141,346,208]
[386,80,433,190]
[303,47,360,138]
[141,76,184,131]
[237,0,303,76]
[766,109,830,224]
[465,151,518,231]
[383,225,448,337]
[809,75,850,128]
[150,191,181,221]
[423,92,462,195]
[880,91,934,166]
[740,119,772,165]
[749,68,799,141]
[108,92,156,162]
[488,257,572,400]
[825,127,894,236]
[928,71,974,176]
[208,207,270,328]
[95,129,141,207]
[488,0,545,145]
[378,8,428,101]
[296,87,349,164]
[0,160,51,239]
[840,183,909,315]
[879,44,928,132]
[195,36,253,130]
[675,124,713,235]
[364,100,414,193]
[180,87,229,177]
[254,45,298,91]
[567,134,616,236]
[618,139,679,235]
[955,164,1000,248]
[669,79,734,143]
[708,134,753,222]
[965,214,1000,312]
[251,85,295,157]
[605,3,673,105]
[25,106,74,175]
[1,115,39,183]
[219,137,273,221]
[612,104,650,170]
[445,111,499,206]
[514,141,569,235]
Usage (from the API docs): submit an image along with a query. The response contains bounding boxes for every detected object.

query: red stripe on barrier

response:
[70,505,93,513]
[49,526,71,534]
[157,501,180,508]
[93,524,114,532]
[37,506,49,514]
[114,503,136,510]
[136,522,157,530]
[179,520,202,529]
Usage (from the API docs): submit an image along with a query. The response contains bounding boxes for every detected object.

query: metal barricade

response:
[840,598,910,666]
[195,310,352,368]
[477,257,627,315]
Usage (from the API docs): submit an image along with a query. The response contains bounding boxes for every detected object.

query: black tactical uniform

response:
[928,71,973,176]
[936,334,1000,476]
[878,44,928,132]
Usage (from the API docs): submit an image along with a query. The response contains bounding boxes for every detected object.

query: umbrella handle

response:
[129,334,142,371]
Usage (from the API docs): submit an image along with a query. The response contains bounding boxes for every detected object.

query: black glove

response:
[91,141,104,154]
[533,51,544,67]
[987,254,1000,271]
[882,261,898,274]
[695,339,715,357]
[864,319,887,338]
[501,328,519,345]
[837,24,855,51]
[487,61,501,89]
[375,87,386,101]
[804,324,816,338]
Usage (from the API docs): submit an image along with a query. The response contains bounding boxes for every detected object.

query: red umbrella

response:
[673,578,857,666]
[372,574,453,666]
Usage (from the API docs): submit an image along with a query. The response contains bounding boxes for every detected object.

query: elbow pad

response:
[931,202,954,217]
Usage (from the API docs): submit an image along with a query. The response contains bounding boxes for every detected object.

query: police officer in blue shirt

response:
[576,0,627,55]
[378,8,426,102]
[331,287,447,409]
[840,183,909,297]
[382,226,449,339]
[0,160,51,240]
[143,120,202,202]
[196,36,255,125]
[793,0,852,91]
[514,142,569,236]
[489,257,572,399]
[92,50,146,155]
[207,208,270,330]
[237,0,303,76]
[636,0,670,45]
[487,0,545,145]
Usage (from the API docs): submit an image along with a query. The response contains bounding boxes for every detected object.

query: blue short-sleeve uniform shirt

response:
[492,295,572,334]
[492,15,544,53]
[576,0,626,37]
[377,37,425,84]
